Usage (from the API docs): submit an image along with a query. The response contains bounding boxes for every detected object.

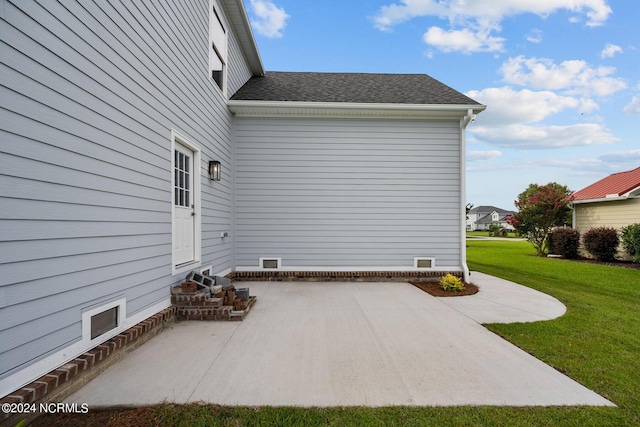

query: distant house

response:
[467,206,515,231]
[0,0,484,398]
[572,167,640,258]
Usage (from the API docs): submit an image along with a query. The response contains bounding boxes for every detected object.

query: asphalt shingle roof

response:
[469,206,511,214]
[230,71,483,105]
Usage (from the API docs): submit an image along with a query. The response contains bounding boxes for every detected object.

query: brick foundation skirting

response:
[0,306,176,427]
[227,270,462,282]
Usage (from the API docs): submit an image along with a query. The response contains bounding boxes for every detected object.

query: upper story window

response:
[210,1,227,94]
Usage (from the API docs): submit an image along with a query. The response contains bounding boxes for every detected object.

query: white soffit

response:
[227,100,486,119]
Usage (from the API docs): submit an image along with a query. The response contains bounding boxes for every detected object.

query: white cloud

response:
[423,25,505,53]
[466,86,582,125]
[600,43,623,58]
[249,0,289,38]
[526,29,543,43]
[466,86,617,149]
[372,1,445,32]
[467,150,502,161]
[623,95,640,114]
[372,0,611,53]
[470,123,618,149]
[501,56,627,97]
[372,0,611,31]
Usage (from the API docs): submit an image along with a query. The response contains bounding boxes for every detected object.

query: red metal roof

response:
[573,166,640,201]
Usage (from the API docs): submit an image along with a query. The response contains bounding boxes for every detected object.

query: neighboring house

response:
[572,167,640,258]
[0,0,485,397]
[467,206,515,231]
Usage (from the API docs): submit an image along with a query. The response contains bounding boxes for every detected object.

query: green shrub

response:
[488,224,507,237]
[548,227,581,259]
[620,223,640,263]
[583,226,619,262]
[440,274,465,292]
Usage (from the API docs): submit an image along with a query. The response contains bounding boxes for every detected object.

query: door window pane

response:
[174,149,191,208]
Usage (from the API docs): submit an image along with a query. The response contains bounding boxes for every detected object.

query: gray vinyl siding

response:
[234,117,462,269]
[0,0,252,382]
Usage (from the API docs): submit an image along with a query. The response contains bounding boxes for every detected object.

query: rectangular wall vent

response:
[414,257,435,269]
[260,258,281,269]
[82,297,126,345]
[91,306,119,340]
[417,259,432,268]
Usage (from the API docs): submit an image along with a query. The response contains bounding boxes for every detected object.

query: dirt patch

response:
[31,406,155,427]
[409,281,479,297]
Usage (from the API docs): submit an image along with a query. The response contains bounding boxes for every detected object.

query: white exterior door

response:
[173,142,195,266]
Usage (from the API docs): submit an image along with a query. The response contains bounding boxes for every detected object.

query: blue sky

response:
[245,0,639,210]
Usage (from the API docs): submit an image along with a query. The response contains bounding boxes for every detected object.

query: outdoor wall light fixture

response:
[208,160,221,181]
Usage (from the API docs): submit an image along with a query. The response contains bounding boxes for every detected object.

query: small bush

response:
[548,227,581,259]
[440,274,465,292]
[583,227,619,262]
[620,223,640,263]
[488,224,507,237]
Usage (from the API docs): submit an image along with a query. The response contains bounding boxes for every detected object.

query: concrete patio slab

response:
[66,277,613,408]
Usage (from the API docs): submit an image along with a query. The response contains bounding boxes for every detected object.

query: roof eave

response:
[572,184,640,204]
[573,195,627,204]
[223,0,264,76]
[621,184,640,197]
[227,100,487,118]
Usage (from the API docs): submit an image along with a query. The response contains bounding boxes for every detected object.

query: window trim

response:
[209,0,228,95]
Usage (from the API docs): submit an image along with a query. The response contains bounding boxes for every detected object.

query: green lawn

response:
[466,239,640,425]
[39,240,640,426]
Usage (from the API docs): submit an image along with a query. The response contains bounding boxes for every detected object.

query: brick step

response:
[176,296,257,321]
[171,282,256,322]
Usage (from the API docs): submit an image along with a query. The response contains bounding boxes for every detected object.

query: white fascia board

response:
[222,0,264,75]
[227,100,487,118]
[572,196,627,204]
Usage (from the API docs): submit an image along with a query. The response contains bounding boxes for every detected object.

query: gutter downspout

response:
[460,109,475,283]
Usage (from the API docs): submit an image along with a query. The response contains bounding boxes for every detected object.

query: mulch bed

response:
[409,281,479,297]
[567,257,640,270]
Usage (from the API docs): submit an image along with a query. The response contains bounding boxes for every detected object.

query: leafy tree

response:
[505,183,573,256]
